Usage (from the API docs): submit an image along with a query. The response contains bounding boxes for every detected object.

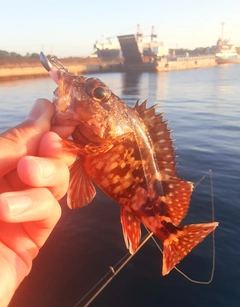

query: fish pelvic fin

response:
[120,208,141,254]
[162,222,219,276]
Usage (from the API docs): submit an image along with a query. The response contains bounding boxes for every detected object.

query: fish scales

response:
[49,69,218,276]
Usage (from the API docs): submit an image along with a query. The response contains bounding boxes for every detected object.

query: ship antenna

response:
[221,21,225,40]
[136,24,143,42]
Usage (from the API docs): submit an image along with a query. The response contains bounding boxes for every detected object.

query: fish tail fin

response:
[162,222,218,276]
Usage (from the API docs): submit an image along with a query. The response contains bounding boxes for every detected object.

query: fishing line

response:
[146,169,216,284]
[72,253,129,307]
[73,169,216,306]
[73,232,153,307]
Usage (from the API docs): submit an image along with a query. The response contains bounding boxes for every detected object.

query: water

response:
[1,65,239,307]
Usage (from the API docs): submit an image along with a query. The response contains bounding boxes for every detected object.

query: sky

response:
[0,0,239,58]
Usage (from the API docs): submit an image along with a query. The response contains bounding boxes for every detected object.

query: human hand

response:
[0,99,75,306]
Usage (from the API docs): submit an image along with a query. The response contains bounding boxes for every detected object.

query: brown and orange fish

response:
[42,55,218,275]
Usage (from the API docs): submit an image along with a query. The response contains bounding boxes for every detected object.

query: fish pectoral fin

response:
[61,139,86,154]
[161,222,219,276]
[120,208,141,254]
[67,159,96,209]
[85,143,113,154]
[62,139,113,155]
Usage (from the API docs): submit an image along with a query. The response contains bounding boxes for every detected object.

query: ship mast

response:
[136,24,143,42]
[220,22,225,40]
[151,26,157,42]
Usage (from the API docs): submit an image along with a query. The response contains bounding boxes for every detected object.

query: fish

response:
[50,69,218,276]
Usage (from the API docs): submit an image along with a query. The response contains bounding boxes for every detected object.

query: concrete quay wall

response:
[157,56,217,71]
[0,56,217,81]
[0,64,86,81]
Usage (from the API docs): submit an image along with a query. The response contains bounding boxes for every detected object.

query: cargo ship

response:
[92,25,168,67]
[215,22,240,64]
[117,25,169,71]
[215,38,240,64]
[89,25,217,72]
[92,36,121,60]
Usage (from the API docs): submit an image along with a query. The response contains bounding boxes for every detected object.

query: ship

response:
[215,22,240,64]
[92,36,121,61]
[89,25,216,72]
[117,25,169,71]
[215,38,240,64]
[91,25,168,69]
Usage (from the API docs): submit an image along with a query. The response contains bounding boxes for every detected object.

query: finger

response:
[0,169,27,193]
[51,125,75,139]
[0,188,61,247]
[38,131,76,167]
[0,99,54,177]
[17,156,70,200]
[0,188,61,307]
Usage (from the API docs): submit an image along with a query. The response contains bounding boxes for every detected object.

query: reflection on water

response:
[148,72,169,105]
[120,72,170,108]
[121,72,142,98]
[0,78,55,131]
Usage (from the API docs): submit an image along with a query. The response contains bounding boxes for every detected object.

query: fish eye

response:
[93,87,106,100]
[86,78,111,102]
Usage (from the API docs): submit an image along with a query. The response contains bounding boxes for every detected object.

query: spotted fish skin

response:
[51,70,218,275]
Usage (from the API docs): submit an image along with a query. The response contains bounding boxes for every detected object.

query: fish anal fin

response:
[164,179,194,225]
[162,222,219,276]
[120,208,141,254]
[67,159,96,209]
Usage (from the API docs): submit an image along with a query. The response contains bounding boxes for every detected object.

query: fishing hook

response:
[40,51,68,73]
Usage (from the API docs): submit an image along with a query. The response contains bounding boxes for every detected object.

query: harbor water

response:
[0,64,239,307]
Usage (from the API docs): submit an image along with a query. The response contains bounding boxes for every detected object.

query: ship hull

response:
[216,54,240,64]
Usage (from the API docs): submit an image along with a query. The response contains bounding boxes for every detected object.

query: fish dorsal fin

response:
[120,208,141,254]
[134,100,177,178]
[134,101,193,225]
[67,158,96,209]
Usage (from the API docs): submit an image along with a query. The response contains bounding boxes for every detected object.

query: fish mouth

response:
[85,119,107,139]
[51,70,81,126]
[51,111,81,126]
[52,109,107,140]
[50,69,107,139]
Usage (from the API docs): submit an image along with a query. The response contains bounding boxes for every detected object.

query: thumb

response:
[0,99,54,176]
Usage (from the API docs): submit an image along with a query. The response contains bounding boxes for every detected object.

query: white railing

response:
[176,55,215,61]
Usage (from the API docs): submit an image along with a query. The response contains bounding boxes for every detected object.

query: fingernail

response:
[50,70,59,84]
[6,195,33,216]
[32,157,55,178]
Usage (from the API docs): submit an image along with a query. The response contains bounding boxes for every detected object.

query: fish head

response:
[51,70,120,143]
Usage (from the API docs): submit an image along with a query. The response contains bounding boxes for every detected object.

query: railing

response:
[176,54,215,61]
